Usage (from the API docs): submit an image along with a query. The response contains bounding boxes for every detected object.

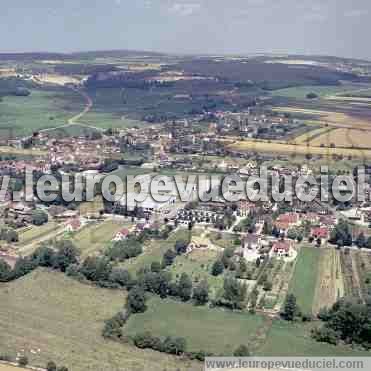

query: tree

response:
[163,336,187,355]
[281,294,299,321]
[80,256,112,282]
[211,260,224,276]
[162,249,176,267]
[54,240,79,272]
[127,286,147,313]
[356,232,366,248]
[57,367,69,371]
[31,209,49,226]
[233,344,250,357]
[32,246,55,267]
[178,273,192,301]
[5,229,18,243]
[193,279,209,305]
[262,220,272,235]
[109,267,133,288]
[18,356,28,367]
[263,281,273,291]
[312,297,371,347]
[223,277,246,309]
[329,220,352,247]
[306,92,318,99]
[174,239,189,255]
[46,361,57,371]
[0,260,12,282]
[150,261,162,273]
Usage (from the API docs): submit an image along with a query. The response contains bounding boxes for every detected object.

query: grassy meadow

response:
[0,269,200,371]
[124,296,267,354]
[0,89,84,136]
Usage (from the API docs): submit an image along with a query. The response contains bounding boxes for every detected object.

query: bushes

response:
[105,239,142,262]
[313,297,371,348]
[211,260,224,276]
[233,344,250,356]
[161,249,177,268]
[103,311,130,340]
[126,286,147,313]
[133,332,187,355]
[311,327,339,345]
[0,259,12,282]
[18,355,28,366]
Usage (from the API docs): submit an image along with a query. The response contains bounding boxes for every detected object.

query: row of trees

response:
[0,240,79,283]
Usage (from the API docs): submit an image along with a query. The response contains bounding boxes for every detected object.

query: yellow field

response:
[0,364,28,371]
[228,139,371,159]
[309,128,371,149]
[273,107,371,130]
[33,73,81,86]
[312,249,345,315]
[292,127,334,145]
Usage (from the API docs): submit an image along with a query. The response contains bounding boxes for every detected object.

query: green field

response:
[17,222,60,246]
[270,84,367,99]
[168,249,225,298]
[121,229,191,275]
[257,320,369,356]
[0,269,199,371]
[80,110,146,130]
[288,246,321,315]
[0,89,84,135]
[69,220,126,258]
[124,296,266,354]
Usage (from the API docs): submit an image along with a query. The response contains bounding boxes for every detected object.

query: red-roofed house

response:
[277,212,300,225]
[65,218,82,232]
[275,212,301,234]
[113,228,130,242]
[311,226,329,241]
[272,240,293,257]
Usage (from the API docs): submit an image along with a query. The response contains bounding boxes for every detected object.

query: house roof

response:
[273,240,292,252]
[67,218,81,229]
[117,228,129,236]
[277,212,299,224]
[311,227,329,239]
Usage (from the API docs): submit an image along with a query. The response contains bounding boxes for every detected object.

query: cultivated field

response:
[308,128,371,149]
[124,296,267,354]
[312,249,345,315]
[0,269,199,371]
[288,246,321,316]
[228,139,371,159]
[273,106,371,130]
[356,251,371,298]
[340,250,364,301]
